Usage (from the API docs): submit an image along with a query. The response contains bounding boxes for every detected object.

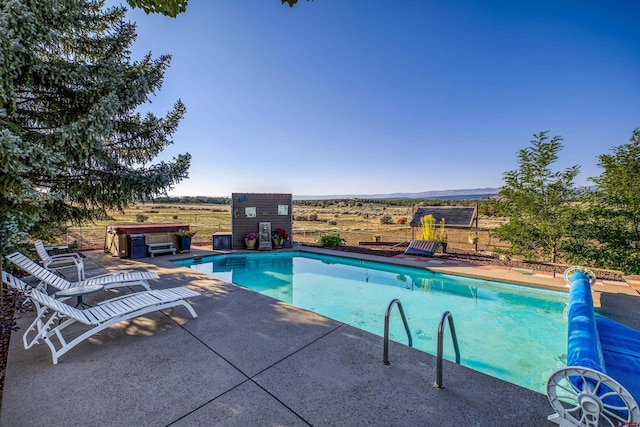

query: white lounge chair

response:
[2,271,200,364]
[34,239,85,280]
[7,251,157,293]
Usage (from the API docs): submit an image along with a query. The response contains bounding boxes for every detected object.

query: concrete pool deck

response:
[2,246,639,426]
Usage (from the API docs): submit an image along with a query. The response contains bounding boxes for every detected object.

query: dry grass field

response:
[63,202,509,253]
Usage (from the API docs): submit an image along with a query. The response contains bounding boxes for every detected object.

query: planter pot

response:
[178,236,192,253]
[469,238,479,245]
[245,238,257,249]
[440,242,447,253]
[272,238,283,249]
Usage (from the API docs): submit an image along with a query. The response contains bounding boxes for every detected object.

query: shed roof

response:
[410,206,477,228]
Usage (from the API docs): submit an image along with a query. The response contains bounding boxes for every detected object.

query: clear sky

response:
[114,0,640,197]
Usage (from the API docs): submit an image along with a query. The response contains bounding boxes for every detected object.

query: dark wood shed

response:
[231,193,292,250]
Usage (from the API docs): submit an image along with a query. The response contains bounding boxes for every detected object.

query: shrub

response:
[395,216,408,225]
[176,230,196,238]
[317,233,345,247]
[295,215,308,221]
[67,240,79,251]
[309,213,318,221]
[136,214,148,223]
[380,214,393,225]
[420,214,435,240]
[327,220,337,225]
[172,215,179,220]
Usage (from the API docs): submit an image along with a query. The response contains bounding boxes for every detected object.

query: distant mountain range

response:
[294,187,500,201]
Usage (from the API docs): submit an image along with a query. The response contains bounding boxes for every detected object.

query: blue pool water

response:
[174,251,568,394]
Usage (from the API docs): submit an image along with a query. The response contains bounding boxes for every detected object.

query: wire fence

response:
[62,225,507,254]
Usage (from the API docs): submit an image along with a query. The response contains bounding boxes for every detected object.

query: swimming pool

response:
[174,251,568,394]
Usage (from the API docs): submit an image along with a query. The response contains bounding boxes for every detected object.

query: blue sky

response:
[115,0,640,197]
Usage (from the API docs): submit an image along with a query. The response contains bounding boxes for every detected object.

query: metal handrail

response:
[382,299,412,365]
[434,310,461,389]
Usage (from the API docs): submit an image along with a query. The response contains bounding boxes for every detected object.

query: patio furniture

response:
[547,266,640,426]
[6,251,158,293]
[34,239,85,280]
[54,284,105,309]
[2,271,200,364]
[147,242,177,257]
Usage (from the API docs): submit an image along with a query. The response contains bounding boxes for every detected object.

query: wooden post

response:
[474,203,479,252]
[411,205,416,241]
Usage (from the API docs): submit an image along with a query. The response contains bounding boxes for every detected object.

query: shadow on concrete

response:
[597,291,640,330]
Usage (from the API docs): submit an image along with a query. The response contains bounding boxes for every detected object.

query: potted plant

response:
[468,233,479,244]
[272,228,289,249]
[244,232,259,249]
[435,219,447,252]
[176,230,196,253]
[436,232,448,253]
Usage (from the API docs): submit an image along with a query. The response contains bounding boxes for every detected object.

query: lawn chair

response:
[34,239,85,280]
[7,251,157,293]
[2,271,200,364]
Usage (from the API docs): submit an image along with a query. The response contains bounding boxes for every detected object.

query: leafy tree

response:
[127,0,187,17]
[281,0,307,7]
[478,198,507,217]
[564,129,640,273]
[126,0,308,17]
[493,131,580,262]
[0,1,190,250]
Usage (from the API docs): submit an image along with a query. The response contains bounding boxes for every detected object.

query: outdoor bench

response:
[147,242,177,257]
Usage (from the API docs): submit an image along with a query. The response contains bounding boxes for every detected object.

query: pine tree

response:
[0,0,190,249]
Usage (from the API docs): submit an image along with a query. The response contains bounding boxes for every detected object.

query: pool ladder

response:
[381,300,460,389]
[434,310,461,389]
[382,299,412,365]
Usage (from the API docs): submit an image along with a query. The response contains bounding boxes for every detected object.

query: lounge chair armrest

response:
[49,254,83,263]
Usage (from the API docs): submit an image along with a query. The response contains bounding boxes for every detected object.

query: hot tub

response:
[105,224,189,258]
